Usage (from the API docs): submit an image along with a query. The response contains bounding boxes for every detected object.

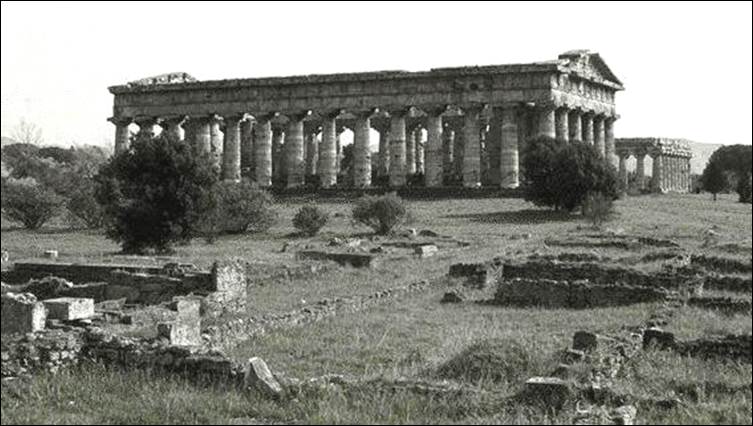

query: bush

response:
[66,181,105,229]
[198,180,276,242]
[95,133,219,254]
[293,205,329,236]
[1,180,65,229]
[582,191,616,229]
[522,137,619,212]
[352,193,407,235]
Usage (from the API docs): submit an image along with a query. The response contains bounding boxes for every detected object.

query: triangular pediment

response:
[558,50,623,90]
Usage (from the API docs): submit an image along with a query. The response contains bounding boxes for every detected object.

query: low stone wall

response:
[296,251,379,268]
[448,259,503,289]
[690,255,752,274]
[687,297,752,314]
[644,329,752,363]
[704,274,752,294]
[502,260,691,290]
[494,278,670,309]
[1,262,172,285]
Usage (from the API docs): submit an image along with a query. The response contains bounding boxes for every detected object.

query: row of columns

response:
[111,105,616,190]
[616,150,691,193]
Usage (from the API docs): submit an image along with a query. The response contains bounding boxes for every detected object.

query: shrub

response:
[197,180,276,242]
[522,137,619,212]
[95,133,218,254]
[582,191,616,229]
[352,193,407,235]
[1,180,64,229]
[293,205,329,236]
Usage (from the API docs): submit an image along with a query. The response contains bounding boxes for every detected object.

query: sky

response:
[1,1,751,149]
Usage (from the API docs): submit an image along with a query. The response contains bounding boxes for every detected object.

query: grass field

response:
[2,193,751,424]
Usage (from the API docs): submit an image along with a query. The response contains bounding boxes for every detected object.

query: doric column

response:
[415,128,425,174]
[304,130,319,178]
[284,112,310,188]
[135,117,159,139]
[568,110,582,143]
[109,117,132,155]
[651,152,663,193]
[406,127,416,175]
[500,106,520,189]
[253,116,273,188]
[555,107,569,142]
[336,128,344,175]
[272,127,285,181]
[389,111,407,187]
[593,115,606,157]
[453,122,465,179]
[536,105,556,139]
[462,106,483,188]
[486,114,502,185]
[353,110,375,188]
[425,111,444,187]
[193,116,212,155]
[222,114,245,182]
[635,150,647,190]
[375,123,390,177]
[604,116,616,167]
[318,114,338,188]
[240,119,254,178]
[163,116,186,141]
[209,116,223,169]
[618,152,629,189]
[582,112,594,145]
[442,123,454,184]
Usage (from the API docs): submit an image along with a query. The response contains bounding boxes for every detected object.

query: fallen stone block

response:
[244,357,283,399]
[523,377,572,409]
[44,250,59,259]
[1,292,46,335]
[43,297,94,321]
[157,320,201,346]
[415,244,438,258]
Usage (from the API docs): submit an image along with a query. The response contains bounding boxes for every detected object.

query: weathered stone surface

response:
[157,321,201,346]
[414,244,438,258]
[1,293,46,335]
[244,357,283,398]
[43,298,94,321]
[296,251,379,268]
[610,405,637,425]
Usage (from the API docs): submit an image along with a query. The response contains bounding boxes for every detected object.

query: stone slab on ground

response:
[42,297,95,321]
[1,292,46,335]
[244,357,283,399]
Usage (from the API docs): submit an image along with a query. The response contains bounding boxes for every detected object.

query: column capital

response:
[349,108,380,119]
[222,112,250,122]
[252,111,281,122]
[108,116,132,126]
[320,109,345,120]
[134,116,162,126]
[283,110,313,122]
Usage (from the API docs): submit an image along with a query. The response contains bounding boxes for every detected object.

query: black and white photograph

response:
[1,1,751,424]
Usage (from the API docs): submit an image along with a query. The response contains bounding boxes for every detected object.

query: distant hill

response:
[688,141,723,175]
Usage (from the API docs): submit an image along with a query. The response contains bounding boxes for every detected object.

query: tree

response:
[1,180,64,229]
[522,137,619,212]
[702,145,752,203]
[10,119,43,145]
[737,172,752,204]
[701,159,728,201]
[95,132,219,254]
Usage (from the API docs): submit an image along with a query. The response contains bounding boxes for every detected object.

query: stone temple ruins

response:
[615,138,693,193]
[108,50,623,189]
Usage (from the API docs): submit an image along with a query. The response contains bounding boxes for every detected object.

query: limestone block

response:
[415,244,438,258]
[157,320,201,346]
[43,297,94,321]
[524,377,572,409]
[169,298,201,319]
[245,357,283,399]
[2,292,46,335]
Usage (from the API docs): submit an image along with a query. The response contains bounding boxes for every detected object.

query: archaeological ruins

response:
[108,50,623,189]
[615,138,693,193]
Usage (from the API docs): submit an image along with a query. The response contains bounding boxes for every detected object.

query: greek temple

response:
[108,50,623,189]
[615,138,693,193]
